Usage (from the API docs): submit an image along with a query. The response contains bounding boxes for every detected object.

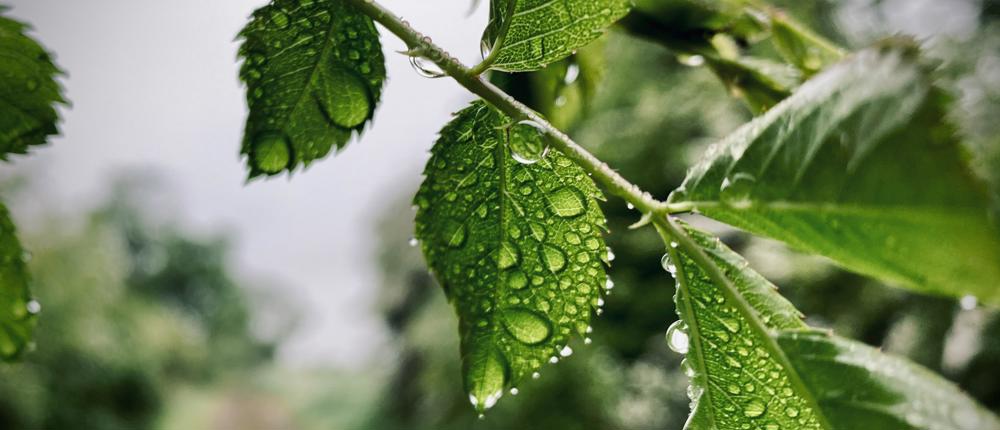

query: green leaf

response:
[414,101,608,412]
[480,0,630,72]
[669,40,1000,304]
[0,202,36,361]
[238,0,385,178]
[666,222,1000,430]
[703,54,799,113]
[0,6,65,159]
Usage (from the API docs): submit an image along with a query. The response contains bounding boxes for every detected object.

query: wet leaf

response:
[238,0,386,178]
[670,40,1000,304]
[0,203,36,361]
[667,222,1000,430]
[0,6,65,159]
[414,101,608,412]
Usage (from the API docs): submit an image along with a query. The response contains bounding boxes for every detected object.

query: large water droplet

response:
[508,120,549,165]
[442,221,467,248]
[251,132,292,174]
[500,308,552,345]
[547,187,586,218]
[559,345,573,357]
[564,64,580,84]
[539,244,566,273]
[744,399,767,418]
[665,320,689,354]
[316,67,371,128]
[466,345,508,413]
[409,56,445,78]
[660,253,676,274]
[25,300,41,315]
[678,54,705,67]
[497,241,520,270]
[507,270,528,290]
[960,295,978,310]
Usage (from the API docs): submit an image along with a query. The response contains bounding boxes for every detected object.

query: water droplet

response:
[719,317,741,333]
[498,241,520,270]
[549,356,559,364]
[660,253,676,274]
[500,308,552,345]
[744,399,767,418]
[678,54,705,67]
[442,221,467,248]
[316,67,371,128]
[785,407,799,418]
[532,372,541,379]
[509,387,519,395]
[584,337,592,344]
[564,64,580,84]
[626,203,635,210]
[25,300,41,315]
[466,346,508,413]
[665,320,689,354]
[508,120,549,165]
[507,270,528,290]
[960,295,978,310]
[408,237,419,247]
[539,244,566,273]
[559,345,573,357]
[251,132,292,174]
[605,278,615,290]
[605,247,615,262]
[547,187,585,218]
[409,56,445,78]
[720,172,756,208]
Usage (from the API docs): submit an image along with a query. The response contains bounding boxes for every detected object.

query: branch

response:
[345,0,668,215]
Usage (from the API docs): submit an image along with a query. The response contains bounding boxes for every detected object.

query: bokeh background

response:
[1,0,998,428]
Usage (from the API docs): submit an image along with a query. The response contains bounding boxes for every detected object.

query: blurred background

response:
[1,0,999,428]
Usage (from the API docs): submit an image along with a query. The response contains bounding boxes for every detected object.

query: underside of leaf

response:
[667,221,1000,430]
[0,7,65,159]
[414,101,608,412]
[670,40,1000,304]
[238,0,386,178]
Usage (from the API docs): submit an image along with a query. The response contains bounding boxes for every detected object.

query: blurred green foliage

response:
[0,179,272,430]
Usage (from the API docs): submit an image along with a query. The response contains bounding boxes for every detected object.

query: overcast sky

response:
[4,0,489,367]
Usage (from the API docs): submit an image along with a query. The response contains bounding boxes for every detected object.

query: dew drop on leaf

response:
[497,241,520,269]
[509,120,549,165]
[500,307,553,345]
[547,187,586,217]
[539,244,567,273]
[744,399,767,418]
[660,253,676,274]
[665,320,689,354]
[316,67,371,128]
[251,132,292,174]
[466,345,508,412]
[507,270,528,290]
[564,64,580,84]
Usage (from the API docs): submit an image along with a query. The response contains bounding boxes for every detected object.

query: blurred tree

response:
[0,177,273,429]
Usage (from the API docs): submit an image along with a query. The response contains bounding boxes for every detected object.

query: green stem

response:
[345,0,668,215]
